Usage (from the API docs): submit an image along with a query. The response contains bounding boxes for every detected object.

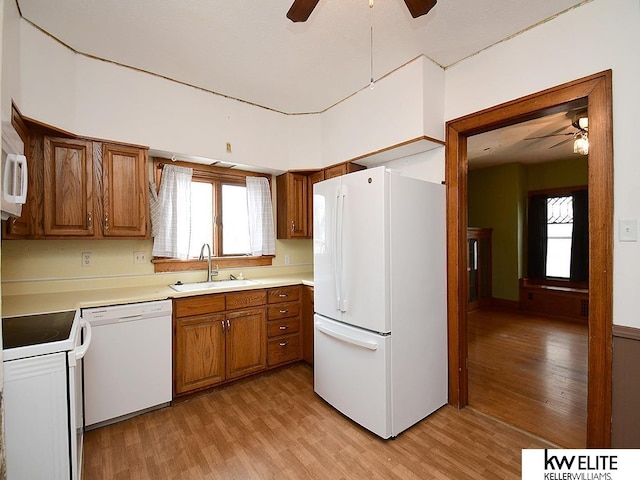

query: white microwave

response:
[1,118,27,221]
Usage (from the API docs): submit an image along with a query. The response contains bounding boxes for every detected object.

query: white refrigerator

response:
[313,166,447,439]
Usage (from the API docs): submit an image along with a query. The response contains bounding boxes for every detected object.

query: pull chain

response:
[369,0,374,89]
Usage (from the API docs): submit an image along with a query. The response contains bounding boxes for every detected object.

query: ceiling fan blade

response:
[549,138,574,149]
[403,0,437,18]
[524,132,574,141]
[287,0,320,22]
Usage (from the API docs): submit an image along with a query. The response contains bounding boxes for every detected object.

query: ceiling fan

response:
[524,110,589,152]
[286,0,437,22]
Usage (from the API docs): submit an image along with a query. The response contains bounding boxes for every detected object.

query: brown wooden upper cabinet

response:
[277,172,309,239]
[43,137,95,236]
[10,135,149,239]
[101,143,148,237]
[276,163,365,240]
[323,162,366,180]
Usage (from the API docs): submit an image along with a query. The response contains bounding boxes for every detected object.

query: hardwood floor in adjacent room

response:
[84,364,553,480]
[468,308,588,448]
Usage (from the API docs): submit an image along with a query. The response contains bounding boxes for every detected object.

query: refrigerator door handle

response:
[338,185,348,312]
[333,185,342,311]
[316,323,378,351]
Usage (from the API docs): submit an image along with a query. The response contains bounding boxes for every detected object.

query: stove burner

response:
[2,311,76,350]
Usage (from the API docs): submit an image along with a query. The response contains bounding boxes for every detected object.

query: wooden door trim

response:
[445,70,613,447]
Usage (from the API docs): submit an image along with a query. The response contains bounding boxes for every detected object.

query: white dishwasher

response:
[82,299,172,429]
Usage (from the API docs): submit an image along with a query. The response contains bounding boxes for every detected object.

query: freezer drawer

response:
[314,314,392,438]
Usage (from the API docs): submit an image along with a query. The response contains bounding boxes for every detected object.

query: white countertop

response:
[2,273,314,317]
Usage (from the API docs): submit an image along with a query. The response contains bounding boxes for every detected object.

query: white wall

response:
[287,112,323,169]
[18,23,293,172]
[321,56,444,164]
[445,0,640,328]
[14,21,444,173]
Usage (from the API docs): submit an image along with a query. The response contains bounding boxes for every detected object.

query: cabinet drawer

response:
[225,290,266,310]
[267,286,300,304]
[267,318,300,338]
[267,334,300,366]
[174,294,225,318]
[267,302,300,321]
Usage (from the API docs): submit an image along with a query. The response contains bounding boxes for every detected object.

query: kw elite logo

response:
[543,450,616,480]
[522,449,640,480]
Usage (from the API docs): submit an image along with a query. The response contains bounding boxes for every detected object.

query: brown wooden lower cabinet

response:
[225,308,266,379]
[174,313,226,394]
[173,286,304,397]
[173,291,267,397]
[301,286,314,365]
[266,286,302,367]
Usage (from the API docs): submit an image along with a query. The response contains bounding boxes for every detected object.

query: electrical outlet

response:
[134,251,147,264]
[82,252,93,267]
[226,142,232,153]
[284,254,291,265]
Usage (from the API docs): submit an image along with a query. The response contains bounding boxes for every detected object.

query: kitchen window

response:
[189,178,251,258]
[151,159,274,273]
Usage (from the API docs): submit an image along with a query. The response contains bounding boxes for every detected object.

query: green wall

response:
[468,158,588,302]
[468,163,526,301]
[528,158,588,191]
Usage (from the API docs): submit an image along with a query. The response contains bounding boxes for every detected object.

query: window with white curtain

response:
[151,160,274,264]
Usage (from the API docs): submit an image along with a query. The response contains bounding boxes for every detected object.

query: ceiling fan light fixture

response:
[574,133,589,156]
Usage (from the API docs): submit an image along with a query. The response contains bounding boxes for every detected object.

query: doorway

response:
[445,71,613,447]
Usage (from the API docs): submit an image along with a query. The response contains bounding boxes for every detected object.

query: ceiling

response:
[17,0,589,115]
[467,100,589,169]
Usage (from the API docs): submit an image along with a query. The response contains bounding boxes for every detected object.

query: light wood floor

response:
[84,364,554,479]
[468,308,588,448]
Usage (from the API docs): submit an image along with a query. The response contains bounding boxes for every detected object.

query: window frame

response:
[151,158,274,273]
[545,194,574,279]
[527,185,588,287]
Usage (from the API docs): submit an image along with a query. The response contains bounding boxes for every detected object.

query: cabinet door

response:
[225,308,266,380]
[276,172,308,239]
[324,163,366,180]
[102,144,148,237]
[323,164,346,180]
[43,137,94,236]
[174,314,226,395]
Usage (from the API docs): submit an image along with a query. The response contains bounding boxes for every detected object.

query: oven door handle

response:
[75,318,92,360]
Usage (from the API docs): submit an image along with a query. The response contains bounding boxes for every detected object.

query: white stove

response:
[2,310,91,480]
[3,310,80,360]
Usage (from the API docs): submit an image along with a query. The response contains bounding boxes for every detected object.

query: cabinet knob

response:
[291,220,295,232]
[279,342,288,347]
[279,309,288,314]
[278,294,288,298]
[279,325,288,330]
[104,213,109,230]
[87,212,93,229]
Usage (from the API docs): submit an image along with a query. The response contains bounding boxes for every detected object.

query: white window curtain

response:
[152,164,193,259]
[246,176,276,256]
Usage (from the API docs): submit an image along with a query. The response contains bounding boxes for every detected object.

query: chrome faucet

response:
[198,243,219,281]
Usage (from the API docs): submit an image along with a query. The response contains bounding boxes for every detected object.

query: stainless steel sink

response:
[169,279,259,292]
